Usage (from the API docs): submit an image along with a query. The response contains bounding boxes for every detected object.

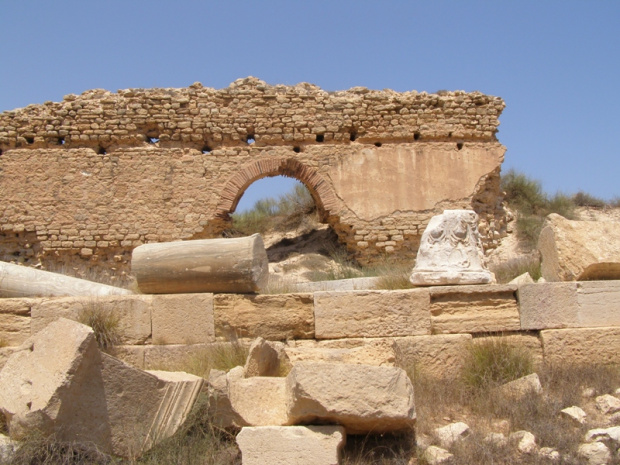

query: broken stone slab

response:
[207,369,244,429]
[0,318,203,458]
[497,373,542,400]
[435,422,470,448]
[410,210,494,285]
[286,362,415,434]
[229,376,289,426]
[0,261,132,298]
[538,213,620,281]
[561,406,587,424]
[596,395,620,414]
[244,337,280,377]
[132,234,269,294]
[236,425,346,465]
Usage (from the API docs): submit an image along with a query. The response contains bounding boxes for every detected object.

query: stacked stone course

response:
[0,77,506,275]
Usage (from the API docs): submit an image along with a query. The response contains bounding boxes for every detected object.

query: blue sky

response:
[1,1,619,211]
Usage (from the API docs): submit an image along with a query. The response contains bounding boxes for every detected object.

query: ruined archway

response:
[213,158,341,229]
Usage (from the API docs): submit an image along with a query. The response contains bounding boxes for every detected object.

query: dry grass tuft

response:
[77,301,121,351]
[169,339,249,379]
[490,254,542,284]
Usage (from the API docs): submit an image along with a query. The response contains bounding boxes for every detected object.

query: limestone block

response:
[285,362,415,434]
[31,295,152,345]
[236,425,345,465]
[423,445,454,465]
[143,343,210,371]
[541,327,620,366]
[214,293,314,340]
[519,281,620,330]
[314,289,430,339]
[510,430,537,454]
[410,210,494,285]
[0,347,16,371]
[207,369,244,429]
[0,318,204,457]
[107,345,146,369]
[285,338,396,367]
[394,334,472,379]
[538,213,620,281]
[578,441,611,465]
[429,284,519,334]
[595,395,620,414]
[229,377,289,426]
[244,337,280,377]
[151,293,215,345]
[0,298,34,346]
[585,426,620,444]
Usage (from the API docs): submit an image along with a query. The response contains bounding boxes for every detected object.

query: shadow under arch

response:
[214,158,340,224]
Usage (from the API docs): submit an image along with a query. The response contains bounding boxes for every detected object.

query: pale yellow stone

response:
[151,293,215,345]
[31,295,152,345]
[541,327,620,366]
[286,362,415,434]
[214,294,314,340]
[539,213,620,281]
[143,343,211,371]
[236,425,345,465]
[314,289,430,339]
[429,284,519,333]
[519,282,620,330]
[0,298,33,346]
[244,337,280,377]
[285,338,396,367]
[229,377,289,426]
[394,334,472,379]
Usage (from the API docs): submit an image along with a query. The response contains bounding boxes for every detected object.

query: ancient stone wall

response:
[0,77,506,276]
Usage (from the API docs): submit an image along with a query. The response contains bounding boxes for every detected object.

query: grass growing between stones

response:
[77,301,121,351]
[171,339,249,379]
[490,254,542,283]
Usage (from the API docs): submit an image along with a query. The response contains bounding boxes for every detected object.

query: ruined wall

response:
[0,77,506,276]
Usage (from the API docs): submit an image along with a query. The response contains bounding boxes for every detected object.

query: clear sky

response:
[1,1,619,212]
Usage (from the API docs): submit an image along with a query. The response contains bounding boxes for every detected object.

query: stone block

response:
[285,338,396,367]
[236,425,345,465]
[151,293,215,345]
[107,345,146,369]
[143,343,210,371]
[394,334,472,379]
[207,369,244,429]
[214,294,314,340]
[519,281,620,330]
[314,289,430,339]
[229,377,289,426]
[0,298,34,346]
[286,362,415,434]
[541,327,620,366]
[244,337,280,377]
[0,319,204,457]
[31,295,152,345]
[429,284,519,334]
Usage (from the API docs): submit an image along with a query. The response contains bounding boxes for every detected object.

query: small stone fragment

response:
[435,422,470,448]
[578,442,611,465]
[538,447,560,462]
[596,394,620,414]
[498,373,542,400]
[0,433,17,463]
[585,427,620,445]
[484,432,508,447]
[561,406,587,424]
[583,387,597,398]
[423,445,454,465]
[510,430,537,454]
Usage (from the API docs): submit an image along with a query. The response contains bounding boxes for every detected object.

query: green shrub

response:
[501,169,547,215]
[77,302,121,351]
[573,191,607,208]
[462,338,534,390]
[547,192,576,219]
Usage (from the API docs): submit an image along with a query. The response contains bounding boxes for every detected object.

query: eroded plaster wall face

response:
[329,143,505,220]
[0,78,507,275]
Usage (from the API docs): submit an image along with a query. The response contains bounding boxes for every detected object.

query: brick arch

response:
[215,158,339,222]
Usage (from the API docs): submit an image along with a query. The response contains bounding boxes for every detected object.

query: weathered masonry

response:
[0,77,506,275]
